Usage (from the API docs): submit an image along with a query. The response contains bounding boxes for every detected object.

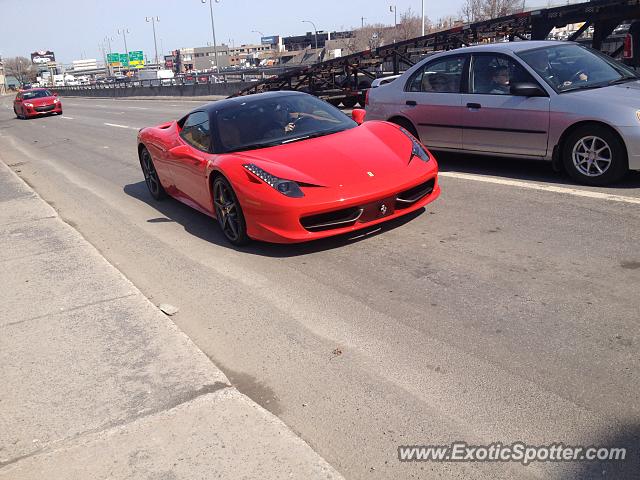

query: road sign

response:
[107,53,121,66]
[119,53,129,66]
[128,51,144,68]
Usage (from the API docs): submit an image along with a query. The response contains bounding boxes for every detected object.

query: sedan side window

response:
[180,111,211,152]
[406,56,465,93]
[471,54,537,95]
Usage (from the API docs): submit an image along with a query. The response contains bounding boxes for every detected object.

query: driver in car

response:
[527,49,588,88]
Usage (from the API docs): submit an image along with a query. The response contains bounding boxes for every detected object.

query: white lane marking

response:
[104,122,139,130]
[127,106,148,110]
[60,116,74,119]
[439,171,640,205]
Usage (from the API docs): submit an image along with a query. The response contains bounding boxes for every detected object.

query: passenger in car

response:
[489,66,511,94]
[428,73,451,92]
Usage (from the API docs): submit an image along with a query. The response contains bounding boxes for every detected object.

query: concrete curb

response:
[0,160,343,479]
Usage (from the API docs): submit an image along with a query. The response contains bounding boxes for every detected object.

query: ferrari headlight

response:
[24,102,34,107]
[399,126,430,162]
[53,98,60,103]
[243,163,304,198]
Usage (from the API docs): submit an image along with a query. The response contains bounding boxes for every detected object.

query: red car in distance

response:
[137,91,440,245]
[13,88,62,119]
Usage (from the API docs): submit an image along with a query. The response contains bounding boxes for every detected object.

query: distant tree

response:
[396,7,432,40]
[459,0,525,23]
[3,57,38,85]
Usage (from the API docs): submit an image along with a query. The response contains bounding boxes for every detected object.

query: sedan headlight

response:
[398,126,430,162]
[24,102,34,107]
[243,163,304,198]
[53,98,60,104]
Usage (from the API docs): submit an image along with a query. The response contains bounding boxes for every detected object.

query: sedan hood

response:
[232,122,414,188]
[565,80,640,103]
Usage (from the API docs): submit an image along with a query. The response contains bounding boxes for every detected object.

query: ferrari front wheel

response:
[140,147,167,200]
[213,176,249,246]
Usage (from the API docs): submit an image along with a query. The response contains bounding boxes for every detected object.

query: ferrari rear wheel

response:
[140,147,167,200]
[213,176,249,246]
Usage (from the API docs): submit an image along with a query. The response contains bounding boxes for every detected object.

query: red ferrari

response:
[136,91,440,245]
[14,88,62,119]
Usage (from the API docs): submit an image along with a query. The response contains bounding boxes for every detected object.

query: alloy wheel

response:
[571,136,612,177]
[214,181,241,242]
[141,150,161,196]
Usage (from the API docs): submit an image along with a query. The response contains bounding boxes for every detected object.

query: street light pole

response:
[302,20,318,50]
[202,0,221,71]
[145,16,160,69]
[389,5,397,26]
[422,0,425,36]
[117,28,130,68]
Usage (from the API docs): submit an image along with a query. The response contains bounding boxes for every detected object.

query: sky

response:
[0,0,471,64]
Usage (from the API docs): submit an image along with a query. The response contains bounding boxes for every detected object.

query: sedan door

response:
[461,53,551,157]
[167,111,214,214]
[401,54,468,150]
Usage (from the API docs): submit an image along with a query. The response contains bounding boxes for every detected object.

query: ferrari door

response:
[168,111,213,214]
[400,54,468,150]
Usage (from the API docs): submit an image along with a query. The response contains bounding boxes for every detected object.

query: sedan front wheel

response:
[562,126,628,186]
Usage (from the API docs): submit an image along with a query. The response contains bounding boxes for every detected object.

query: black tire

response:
[562,125,628,186]
[342,97,357,109]
[139,147,167,200]
[14,106,20,119]
[212,176,250,246]
[389,117,420,140]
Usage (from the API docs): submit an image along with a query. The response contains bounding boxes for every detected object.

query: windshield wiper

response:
[608,76,638,86]
[225,140,283,153]
[280,128,346,145]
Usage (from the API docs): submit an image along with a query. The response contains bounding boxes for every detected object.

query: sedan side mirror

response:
[510,82,547,97]
[351,108,366,125]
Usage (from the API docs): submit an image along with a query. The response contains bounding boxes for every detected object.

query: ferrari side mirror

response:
[351,108,366,125]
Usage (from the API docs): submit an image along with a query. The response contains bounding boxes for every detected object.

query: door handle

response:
[466,102,482,109]
[406,100,417,106]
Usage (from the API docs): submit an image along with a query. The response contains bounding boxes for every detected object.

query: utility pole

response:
[422,0,426,36]
[202,0,221,71]
[361,16,366,28]
[145,16,160,69]
[117,28,130,68]
[302,20,318,50]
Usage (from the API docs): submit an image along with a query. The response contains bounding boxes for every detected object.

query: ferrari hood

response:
[232,122,414,188]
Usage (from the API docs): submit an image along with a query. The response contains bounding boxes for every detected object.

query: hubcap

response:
[141,151,160,195]
[214,182,240,241]
[572,136,612,177]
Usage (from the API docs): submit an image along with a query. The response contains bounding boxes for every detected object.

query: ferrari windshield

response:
[215,93,357,153]
[517,44,638,93]
[22,90,53,99]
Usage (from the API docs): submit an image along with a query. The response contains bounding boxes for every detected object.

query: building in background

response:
[283,30,354,51]
[72,59,98,71]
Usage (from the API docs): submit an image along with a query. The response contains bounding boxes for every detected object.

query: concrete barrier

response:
[54,82,253,99]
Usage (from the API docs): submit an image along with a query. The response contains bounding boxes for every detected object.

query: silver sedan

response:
[366,41,640,185]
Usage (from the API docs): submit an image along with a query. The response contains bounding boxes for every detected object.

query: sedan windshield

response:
[518,44,638,93]
[215,94,357,153]
[22,90,53,99]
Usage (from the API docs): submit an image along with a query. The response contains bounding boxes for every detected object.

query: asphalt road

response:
[1,96,639,479]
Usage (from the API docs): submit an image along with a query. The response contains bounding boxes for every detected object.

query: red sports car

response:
[136,91,440,245]
[13,88,62,119]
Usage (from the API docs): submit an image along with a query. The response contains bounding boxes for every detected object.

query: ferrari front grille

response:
[396,179,435,207]
[300,207,364,232]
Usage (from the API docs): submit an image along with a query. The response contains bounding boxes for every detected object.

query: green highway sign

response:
[119,53,129,66]
[107,53,119,63]
[128,51,145,68]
